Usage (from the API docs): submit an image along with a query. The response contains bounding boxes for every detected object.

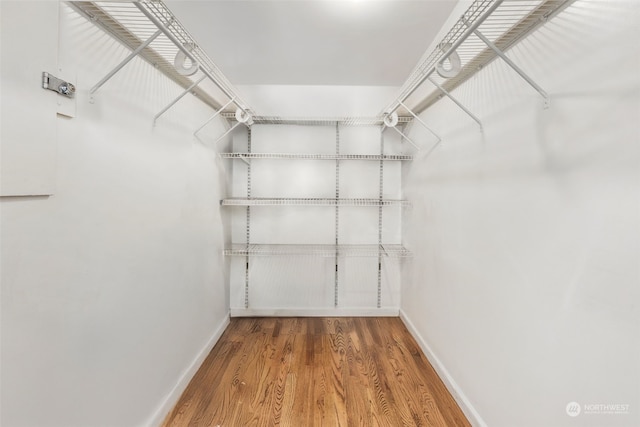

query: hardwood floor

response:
[162,317,470,427]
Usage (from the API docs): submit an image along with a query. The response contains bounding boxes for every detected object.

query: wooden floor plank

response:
[162,317,470,427]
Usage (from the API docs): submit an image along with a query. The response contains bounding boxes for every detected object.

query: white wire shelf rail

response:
[384,0,576,117]
[220,115,413,126]
[67,1,254,119]
[220,153,413,161]
[221,198,410,207]
[224,244,412,258]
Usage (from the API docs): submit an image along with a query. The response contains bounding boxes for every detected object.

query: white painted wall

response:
[1,3,232,426]
[0,1,59,196]
[236,84,400,117]
[401,1,640,426]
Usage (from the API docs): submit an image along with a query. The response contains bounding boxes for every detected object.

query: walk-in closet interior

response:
[1,0,638,426]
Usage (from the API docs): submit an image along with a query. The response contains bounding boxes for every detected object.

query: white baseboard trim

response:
[399,309,487,427]
[230,307,399,317]
[145,314,231,427]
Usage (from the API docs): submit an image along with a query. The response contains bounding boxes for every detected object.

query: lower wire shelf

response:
[224,244,412,258]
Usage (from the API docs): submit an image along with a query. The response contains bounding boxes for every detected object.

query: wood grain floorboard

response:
[162,317,470,427]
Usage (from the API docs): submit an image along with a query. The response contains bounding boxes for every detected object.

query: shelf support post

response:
[427,77,483,130]
[466,22,550,109]
[153,75,207,124]
[334,122,340,308]
[245,127,252,309]
[90,28,164,97]
[377,126,384,309]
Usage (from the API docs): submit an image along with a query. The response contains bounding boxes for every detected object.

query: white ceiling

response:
[164,0,459,87]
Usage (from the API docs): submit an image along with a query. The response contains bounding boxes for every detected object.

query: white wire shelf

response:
[386,0,575,115]
[69,1,253,114]
[224,244,412,258]
[221,198,410,207]
[220,115,413,126]
[220,153,413,161]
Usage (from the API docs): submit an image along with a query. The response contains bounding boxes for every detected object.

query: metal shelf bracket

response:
[89,27,164,101]
[387,125,420,151]
[428,77,483,130]
[154,75,207,124]
[194,97,236,136]
[464,19,550,109]
[399,101,441,143]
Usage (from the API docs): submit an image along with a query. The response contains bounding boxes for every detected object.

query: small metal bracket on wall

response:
[42,72,75,98]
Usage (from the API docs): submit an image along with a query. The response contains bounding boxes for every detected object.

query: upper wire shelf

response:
[68,1,253,115]
[220,153,413,161]
[221,115,413,126]
[221,198,410,207]
[224,244,412,258]
[385,0,575,116]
